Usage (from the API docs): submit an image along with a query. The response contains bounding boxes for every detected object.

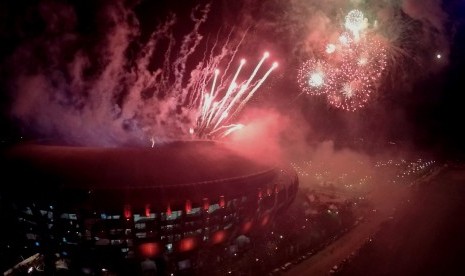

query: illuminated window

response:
[111,239,123,245]
[135,223,146,230]
[136,233,146,238]
[208,204,220,214]
[161,225,175,232]
[187,208,201,217]
[167,211,182,221]
[146,213,156,219]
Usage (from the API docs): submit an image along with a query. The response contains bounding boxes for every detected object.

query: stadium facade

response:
[0,141,298,274]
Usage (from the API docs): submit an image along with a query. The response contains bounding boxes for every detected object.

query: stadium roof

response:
[1,141,279,207]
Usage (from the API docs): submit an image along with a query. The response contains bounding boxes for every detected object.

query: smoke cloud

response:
[224,107,309,164]
[0,0,453,152]
[3,1,243,146]
[239,0,451,88]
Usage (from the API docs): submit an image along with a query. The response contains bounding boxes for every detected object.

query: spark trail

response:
[11,2,277,146]
[116,4,277,143]
[194,52,278,139]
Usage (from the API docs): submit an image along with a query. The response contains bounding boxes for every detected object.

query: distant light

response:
[308,72,324,87]
[326,44,336,54]
[28,267,34,274]
[436,53,442,59]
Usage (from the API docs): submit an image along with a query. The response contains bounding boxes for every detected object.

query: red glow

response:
[267,187,272,196]
[261,214,270,226]
[241,220,253,234]
[211,230,227,244]
[185,200,192,213]
[274,184,278,194]
[219,195,225,208]
[166,204,172,216]
[124,205,131,219]
[258,188,263,199]
[178,237,197,252]
[145,204,151,217]
[139,242,161,258]
[203,198,209,211]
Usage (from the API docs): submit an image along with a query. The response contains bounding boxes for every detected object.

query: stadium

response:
[0,140,298,274]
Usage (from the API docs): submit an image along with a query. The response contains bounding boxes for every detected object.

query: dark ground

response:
[340,165,465,276]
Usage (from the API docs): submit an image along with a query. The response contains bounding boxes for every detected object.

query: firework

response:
[298,9,387,111]
[325,44,336,54]
[344,9,367,41]
[326,35,387,111]
[193,52,278,139]
[297,60,334,96]
[118,4,278,142]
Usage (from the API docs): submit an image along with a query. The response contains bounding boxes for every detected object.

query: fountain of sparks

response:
[193,52,278,139]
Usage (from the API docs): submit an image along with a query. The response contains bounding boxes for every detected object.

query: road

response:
[339,165,465,275]
[285,166,443,276]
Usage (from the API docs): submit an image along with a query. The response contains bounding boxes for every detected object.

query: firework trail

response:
[5,1,281,146]
[194,52,278,139]
[298,9,388,111]
[123,3,281,141]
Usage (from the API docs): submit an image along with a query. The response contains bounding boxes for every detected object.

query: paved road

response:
[285,167,442,276]
[340,165,465,276]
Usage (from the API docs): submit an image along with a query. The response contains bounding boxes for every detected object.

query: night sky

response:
[0,0,465,158]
